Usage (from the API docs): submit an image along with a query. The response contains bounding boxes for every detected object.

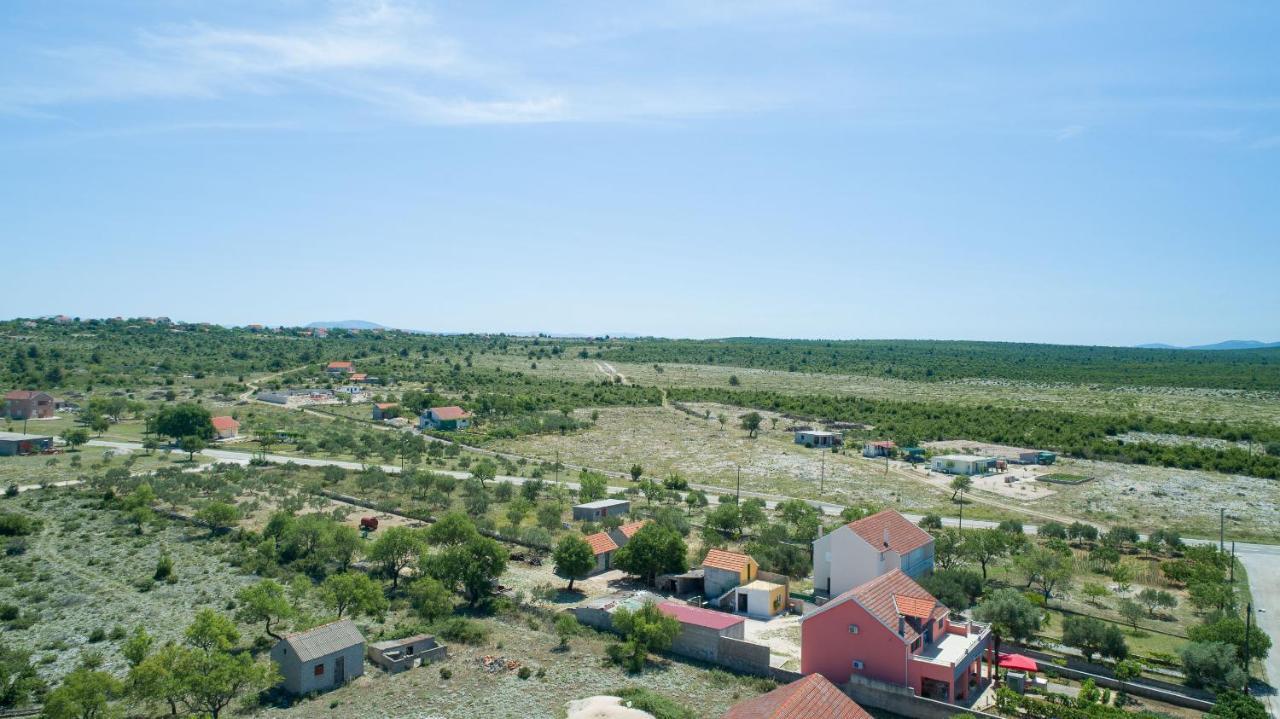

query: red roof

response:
[703,548,755,574]
[848,509,933,555]
[4,390,50,400]
[657,601,745,631]
[870,440,896,448]
[584,531,618,556]
[211,416,239,431]
[374,403,397,409]
[350,373,368,381]
[722,673,874,719]
[615,519,651,539]
[805,570,947,644]
[430,406,472,420]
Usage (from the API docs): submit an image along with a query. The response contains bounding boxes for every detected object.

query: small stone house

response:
[367,634,447,673]
[419,406,472,431]
[795,430,842,448]
[372,403,398,421]
[326,361,354,374]
[585,531,619,574]
[608,519,650,548]
[702,549,758,602]
[270,620,365,695]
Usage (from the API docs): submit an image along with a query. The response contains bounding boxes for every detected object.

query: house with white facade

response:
[813,509,935,599]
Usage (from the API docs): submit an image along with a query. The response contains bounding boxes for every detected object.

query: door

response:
[737,592,748,613]
[334,656,346,684]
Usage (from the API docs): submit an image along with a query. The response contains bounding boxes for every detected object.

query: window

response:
[848,624,859,634]
[314,663,325,676]
[852,660,864,670]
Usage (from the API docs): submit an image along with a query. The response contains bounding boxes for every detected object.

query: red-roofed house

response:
[210,416,240,440]
[862,440,897,458]
[419,406,472,431]
[326,361,354,374]
[813,509,935,599]
[349,373,369,383]
[703,549,759,599]
[584,531,619,574]
[722,673,874,719]
[801,570,993,703]
[371,403,398,421]
[4,391,55,420]
[608,519,651,548]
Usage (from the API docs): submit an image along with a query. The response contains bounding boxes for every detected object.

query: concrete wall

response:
[669,623,724,662]
[715,637,772,675]
[704,566,743,601]
[1013,647,1215,711]
[842,674,1005,719]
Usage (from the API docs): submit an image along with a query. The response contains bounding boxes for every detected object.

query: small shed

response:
[862,440,896,458]
[572,498,630,521]
[607,519,651,548]
[0,432,54,456]
[584,531,619,574]
[210,416,239,440]
[795,430,842,448]
[733,579,788,618]
[571,590,663,630]
[367,634,447,673]
[372,403,398,421]
[702,549,758,601]
[656,601,746,661]
[269,619,365,695]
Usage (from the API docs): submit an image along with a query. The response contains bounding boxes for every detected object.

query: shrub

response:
[0,511,37,536]
[439,667,452,680]
[0,604,18,621]
[432,617,489,645]
[517,666,532,680]
[611,687,697,719]
[87,628,106,643]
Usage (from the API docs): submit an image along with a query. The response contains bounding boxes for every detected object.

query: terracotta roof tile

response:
[210,416,239,431]
[657,601,744,631]
[616,519,651,538]
[430,406,472,420]
[848,509,933,555]
[702,548,755,574]
[722,673,874,719]
[326,361,353,369]
[585,531,618,556]
[894,594,936,619]
[804,570,947,644]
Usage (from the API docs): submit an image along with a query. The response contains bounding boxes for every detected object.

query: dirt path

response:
[239,364,312,402]
[594,361,627,384]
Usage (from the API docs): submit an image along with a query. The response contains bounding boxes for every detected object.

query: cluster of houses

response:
[569,504,995,709]
[268,620,448,696]
[792,426,1056,476]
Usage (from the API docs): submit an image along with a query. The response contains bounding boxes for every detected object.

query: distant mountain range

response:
[1137,340,1280,351]
[305,320,390,330]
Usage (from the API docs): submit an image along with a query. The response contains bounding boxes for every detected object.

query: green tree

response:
[1189,614,1271,663]
[423,512,478,547]
[433,536,508,606]
[194,501,239,533]
[740,412,762,438]
[1118,599,1145,629]
[62,427,90,450]
[178,435,205,460]
[577,472,608,502]
[155,403,214,441]
[369,526,424,589]
[961,529,1009,579]
[184,609,239,652]
[553,534,596,591]
[1062,616,1128,662]
[613,524,686,585]
[950,474,972,501]
[1207,691,1269,719]
[505,497,533,530]
[172,644,276,719]
[235,579,293,640]
[42,668,122,719]
[629,464,643,482]
[406,577,453,622]
[471,459,497,485]
[1181,642,1248,689]
[1137,588,1177,617]
[319,572,387,620]
[612,601,681,672]
[973,589,1042,680]
[1015,544,1074,600]
[0,644,42,709]
[705,502,742,538]
[536,501,564,531]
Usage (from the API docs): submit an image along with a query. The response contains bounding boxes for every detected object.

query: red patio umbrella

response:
[998,653,1039,672]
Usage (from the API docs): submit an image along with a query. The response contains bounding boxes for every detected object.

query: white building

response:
[930,455,998,476]
[795,430,842,448]
[813,509,935,599]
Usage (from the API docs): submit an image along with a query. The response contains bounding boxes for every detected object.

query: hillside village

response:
[0,319,1274,719]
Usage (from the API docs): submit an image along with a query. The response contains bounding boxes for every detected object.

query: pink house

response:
[801,570,994,703]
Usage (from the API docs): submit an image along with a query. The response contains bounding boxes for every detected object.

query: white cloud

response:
[1054,124,1087,141]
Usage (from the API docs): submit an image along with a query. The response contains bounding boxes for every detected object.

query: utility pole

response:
[958,493,964,533]
[1230,542,1236,583]
[736,465,741,504]
[555,450,560,485]
[819,453,825,495]
[1244,602,1253,694]
[1220,508,1225,553]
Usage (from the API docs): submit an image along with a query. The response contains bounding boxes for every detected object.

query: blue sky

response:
[1,1,1277,345]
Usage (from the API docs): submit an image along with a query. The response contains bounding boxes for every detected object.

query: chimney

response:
[898,615,906,636]
[883,527,890,548]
